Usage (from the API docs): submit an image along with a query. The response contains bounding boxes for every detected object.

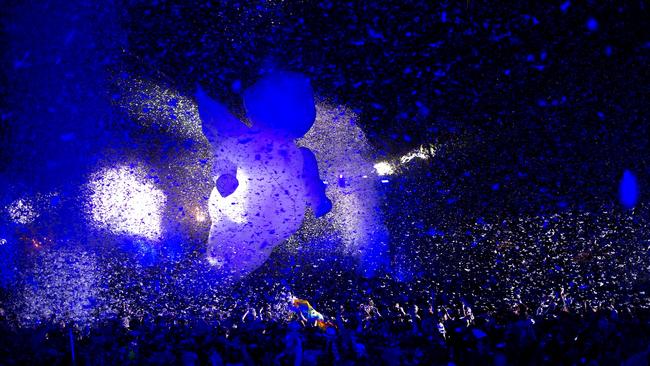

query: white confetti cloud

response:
[87,165,167,240]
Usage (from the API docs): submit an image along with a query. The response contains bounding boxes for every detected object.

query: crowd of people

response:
[1,280,649,365]
[3,203,650,366]
[2,193,649,366]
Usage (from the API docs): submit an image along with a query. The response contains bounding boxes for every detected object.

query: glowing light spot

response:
[619,170,640,208]
[0,238,6,246]
[586,18,598,32]
[195,208,207,222]
[371,144,436,179]
[374,161,394,176]
[207,255,225,268]
[87,165,166,240]
[381,179,390,183]
[7,198,38,224]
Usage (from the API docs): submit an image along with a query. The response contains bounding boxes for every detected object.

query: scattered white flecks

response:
[7,198,39,224]
[399,144,436,164]
[18,249,104,326]
[114,78,204,141]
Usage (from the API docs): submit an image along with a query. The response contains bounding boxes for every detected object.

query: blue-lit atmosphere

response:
[1,1,649,365]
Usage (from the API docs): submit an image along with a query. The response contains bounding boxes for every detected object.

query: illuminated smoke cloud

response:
[6,198,39,224]
[114,78,205,141]
[298,103,390,276]
[87,165,167,240]
[113,76,215,237]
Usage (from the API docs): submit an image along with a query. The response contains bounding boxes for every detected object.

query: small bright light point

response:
[374,161,394,176]
[339,174,344,179]
[87,165,167,240]
[381,179,390,183]
[0,238,6,246]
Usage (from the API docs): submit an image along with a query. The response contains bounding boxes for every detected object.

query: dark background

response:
[2,0,649,213]
[101,0,650,214]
